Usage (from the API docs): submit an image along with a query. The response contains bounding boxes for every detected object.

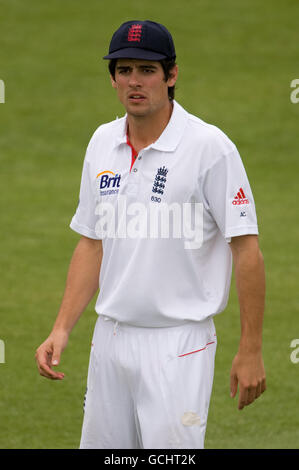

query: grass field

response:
[1,0,299,449]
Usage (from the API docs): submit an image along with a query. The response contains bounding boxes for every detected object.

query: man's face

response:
[110,59,178,118]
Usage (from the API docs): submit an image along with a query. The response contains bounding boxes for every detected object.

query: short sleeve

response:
[69,147,101,240]
[203,148,259,242]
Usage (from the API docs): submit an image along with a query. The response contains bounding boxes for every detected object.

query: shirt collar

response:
[114,100,189,152]
[151,100,189,152]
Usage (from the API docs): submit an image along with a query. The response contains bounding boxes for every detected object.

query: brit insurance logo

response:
[96,170,121,196]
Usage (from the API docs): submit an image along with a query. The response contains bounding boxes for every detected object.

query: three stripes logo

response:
[232,187,249,205]
[128,24,142,42]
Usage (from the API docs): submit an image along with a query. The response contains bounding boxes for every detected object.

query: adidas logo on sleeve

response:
[232,187,249,205]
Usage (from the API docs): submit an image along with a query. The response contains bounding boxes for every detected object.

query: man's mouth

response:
[128,93,146,103]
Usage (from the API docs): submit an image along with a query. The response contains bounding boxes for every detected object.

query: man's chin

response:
[126,105,150,118]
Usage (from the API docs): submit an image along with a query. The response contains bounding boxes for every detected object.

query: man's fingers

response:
[255,382,262,399]
[247,385,257,405]
[51,349,61,366]
[238,385,248,410]
[37,358,65,380]
[39,362,65,380]
[238,379,266,409]
[230,372,238,398]
[261,377,267,394]
[40,367,65,380]
[35,345,64,380]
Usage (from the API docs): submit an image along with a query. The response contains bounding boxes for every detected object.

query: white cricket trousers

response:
[79,315,217,449]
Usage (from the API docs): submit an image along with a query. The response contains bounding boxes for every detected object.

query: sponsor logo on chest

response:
[96,170,121,196]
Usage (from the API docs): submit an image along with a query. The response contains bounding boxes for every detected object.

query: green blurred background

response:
[0,0,298,449]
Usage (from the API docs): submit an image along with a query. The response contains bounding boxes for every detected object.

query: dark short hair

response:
[108,58,177,101]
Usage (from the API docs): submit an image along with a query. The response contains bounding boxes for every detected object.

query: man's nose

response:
[128,69,141,87]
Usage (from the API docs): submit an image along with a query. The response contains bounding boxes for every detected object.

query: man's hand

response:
[35,331,69,380]
[35,236,102,381]
[230,351,266,410]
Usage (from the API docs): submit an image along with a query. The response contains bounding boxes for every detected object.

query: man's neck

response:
[127,101,173,154]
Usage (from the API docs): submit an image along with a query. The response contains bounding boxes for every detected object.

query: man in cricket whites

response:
[35,20,266,449]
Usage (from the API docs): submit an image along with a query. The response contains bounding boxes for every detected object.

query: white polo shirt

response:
[70,100,258,327]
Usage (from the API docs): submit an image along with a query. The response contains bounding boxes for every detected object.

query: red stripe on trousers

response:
[178,341,215,357]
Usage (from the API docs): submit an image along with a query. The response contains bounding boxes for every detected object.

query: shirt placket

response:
[126,139,144,196]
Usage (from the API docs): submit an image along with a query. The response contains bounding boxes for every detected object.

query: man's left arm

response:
[229,234,266,410]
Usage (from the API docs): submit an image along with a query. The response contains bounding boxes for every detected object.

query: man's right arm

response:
[35,236,102,380]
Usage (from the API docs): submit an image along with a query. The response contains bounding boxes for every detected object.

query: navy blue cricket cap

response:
[103,20,176,61]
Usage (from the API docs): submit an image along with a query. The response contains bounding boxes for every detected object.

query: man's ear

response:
[110,75,117,89]
[167,65,179,87]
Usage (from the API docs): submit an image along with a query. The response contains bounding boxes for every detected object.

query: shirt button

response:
[138,156,142,160]
[133,168,138,172]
